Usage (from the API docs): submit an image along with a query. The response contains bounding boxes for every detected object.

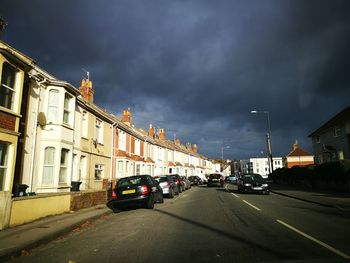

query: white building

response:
[249,157,283,178]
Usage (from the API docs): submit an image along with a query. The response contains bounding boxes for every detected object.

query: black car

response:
[107,175,163,212]
[207,173,224,187]
[237,173,270,194]
[188,175,202,186]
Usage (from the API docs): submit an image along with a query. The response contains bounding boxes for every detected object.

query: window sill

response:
[62,123,74,130]
[0,106,21,117]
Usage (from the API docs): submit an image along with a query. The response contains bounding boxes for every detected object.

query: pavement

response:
[0,204,111,262]
[0,186,350,261]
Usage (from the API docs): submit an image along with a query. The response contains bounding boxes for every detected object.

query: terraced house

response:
[0,40,217,229]
[0,41,28,229]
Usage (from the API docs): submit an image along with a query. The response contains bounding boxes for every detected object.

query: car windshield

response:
[118,177,143,187]
[243,174,264,183]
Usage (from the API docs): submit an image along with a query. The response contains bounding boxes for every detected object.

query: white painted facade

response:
[249,157,283,178]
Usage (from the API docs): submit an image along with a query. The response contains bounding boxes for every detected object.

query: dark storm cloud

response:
[2,0,350,159]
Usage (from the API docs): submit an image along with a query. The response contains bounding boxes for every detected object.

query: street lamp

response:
[251,110,274,175]
[221,145,230,161]
[221,145,230,173]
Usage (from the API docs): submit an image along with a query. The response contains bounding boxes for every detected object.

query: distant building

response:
[309,106,350,164]
[283,142,314,168]
[249,157,283,178]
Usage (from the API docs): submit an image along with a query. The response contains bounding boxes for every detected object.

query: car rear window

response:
[118,177,143,187]
[156,177,168,183]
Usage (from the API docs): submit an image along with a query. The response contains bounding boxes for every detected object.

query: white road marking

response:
[231,193,239,198]
[277,219,350,259]
[242,200,261,211]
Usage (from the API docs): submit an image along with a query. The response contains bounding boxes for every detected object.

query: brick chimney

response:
[186,142,192,150]
[148,124,155,138]
[159,128,165,140]
[192,144,198,153]
[174,138,181,146]
[122,108,133,126]
[80,79,94,103]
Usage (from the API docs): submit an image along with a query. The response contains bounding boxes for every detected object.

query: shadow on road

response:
[154,208,287,259]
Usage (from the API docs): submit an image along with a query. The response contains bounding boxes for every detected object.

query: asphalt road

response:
[9,184,350,263]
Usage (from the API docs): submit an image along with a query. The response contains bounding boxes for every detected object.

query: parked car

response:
[188,175,202,186]
[107,175,163,213]
[172,174,185,193]
[208,173,224,187]
[181,176,191,190]
[155,175,179,198]
[237,173,270,194]
[228,175,237,184]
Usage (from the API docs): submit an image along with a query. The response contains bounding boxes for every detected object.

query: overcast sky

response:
[1,0,349,160]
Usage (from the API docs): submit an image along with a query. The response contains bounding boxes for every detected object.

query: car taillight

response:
[112,190,117,199]
[140,185,150,195]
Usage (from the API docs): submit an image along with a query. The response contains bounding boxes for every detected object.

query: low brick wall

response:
[70,190,107,211]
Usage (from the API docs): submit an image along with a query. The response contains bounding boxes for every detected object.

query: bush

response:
[270,161,350,192]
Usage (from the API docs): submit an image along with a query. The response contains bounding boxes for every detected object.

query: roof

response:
[286,146,313,157]
[309,106,350,137]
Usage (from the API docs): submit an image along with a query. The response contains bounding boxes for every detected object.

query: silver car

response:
[155,175,179,198]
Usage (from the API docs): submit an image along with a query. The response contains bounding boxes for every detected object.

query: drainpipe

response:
[29,76,47,192]
[110,122,117,183]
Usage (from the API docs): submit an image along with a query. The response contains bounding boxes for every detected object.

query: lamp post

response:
[251,110,274,175]
[221,145,230,172]
[221,145,230,161]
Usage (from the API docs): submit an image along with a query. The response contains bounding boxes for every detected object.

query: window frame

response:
[63,93,73,125]
[95,119,103,144]
[47,89,59,123]
[42,147,55,185]
[81,111,88,138]
[0,142,9,191]
[59,148,69,184]
[95,164,104,180]
[0,62,18,111]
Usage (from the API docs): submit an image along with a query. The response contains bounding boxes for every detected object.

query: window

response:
[0,142,8,190]
[63,93,73,125]
[81,111,88,138]
[117,161,123,177]
[334,127,341,137]
[135,139,140,156]
[43,147,55,185]
[119,131,126,151]
[136,164,140,175]
[0,63,17,110]
[79,156,86,181]
[95,164,104,180]
[95,120,103,144]
[316,135,320,143]
[59,149,69,183]
[47,89,59,123]
[146,165,151,175]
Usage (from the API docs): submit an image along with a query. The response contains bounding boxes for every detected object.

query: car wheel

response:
[112,208,120,213]
[169,188,174,198]
[159,194,164,203]
[145,196,154,209]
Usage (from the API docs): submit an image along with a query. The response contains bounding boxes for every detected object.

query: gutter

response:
[28,73,47,192]
[110,122,118,182]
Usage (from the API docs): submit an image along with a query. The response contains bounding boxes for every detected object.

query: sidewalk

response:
[0,204,111,262]
[271,184,350,211]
